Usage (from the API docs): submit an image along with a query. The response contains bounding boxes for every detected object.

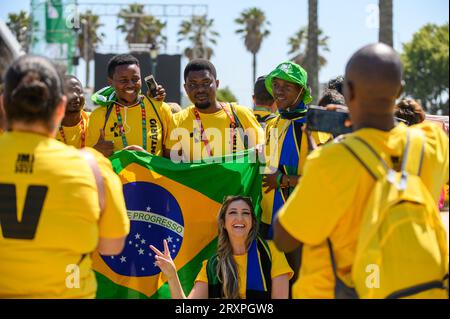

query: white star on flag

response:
[148,225,152,228]
[173,245,176,248]
[111,256,114,259]
[146,206,151,212]
[148,253,152,256]
[120,256,127,263]
[153,261,158,267]
[176,238,180,242]
[135,233,141,239]
[141,239,146,244]
[138,248,144,255]
[172,250,175,253]
[128,241,132,245]
[167,236,173,243]
[141,267,145,271]
[135,244,139,248]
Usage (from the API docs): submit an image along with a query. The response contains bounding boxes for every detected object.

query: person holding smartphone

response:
[87,54,173,157]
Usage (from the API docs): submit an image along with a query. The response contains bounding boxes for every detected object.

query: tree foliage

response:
[217,86,238,103]
[117,3,167,51]
[6,10,31,52]
[288,26,329,70]
[178,15,219,60]
[401,23,449,115]
[235,7,270,84]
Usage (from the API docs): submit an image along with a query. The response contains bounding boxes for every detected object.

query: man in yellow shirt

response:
[273,43,449,298]
[0,55,130,298]
[87,54,173,157]
[55,75,89,148]
[164,59,264,162]
[261,61,332,240]
[252,75,276,128]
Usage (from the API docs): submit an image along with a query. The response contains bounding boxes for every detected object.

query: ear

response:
[215,79,220,89]
[346,81,355,102]
[252,95,256,104]
[55,95,67,124]
[107,77,113,86]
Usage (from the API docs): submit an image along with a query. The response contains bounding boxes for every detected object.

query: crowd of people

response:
[0,42,448,299]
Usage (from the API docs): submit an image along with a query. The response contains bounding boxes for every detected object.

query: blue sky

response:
[1,0,449,107]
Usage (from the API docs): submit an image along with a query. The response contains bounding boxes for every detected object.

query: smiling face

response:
[184,70,219,110]
[109,63,141,106]
[223,199,254,240]
[272,77,304,110]
[64,78,85,113]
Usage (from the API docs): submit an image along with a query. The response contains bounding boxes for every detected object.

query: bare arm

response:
[271,274,290,299]
[273,216,302,253]
[150,240,209,299]
[97,236,126,256]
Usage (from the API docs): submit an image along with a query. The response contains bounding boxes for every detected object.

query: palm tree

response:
[235,7,270,84]
[379,0,393,46]
[78,10,104,88]
[6,10,31,52]
[117,3,167,50]
[306,0,319,104]
[177,15,219,60]
[288,27,329,70]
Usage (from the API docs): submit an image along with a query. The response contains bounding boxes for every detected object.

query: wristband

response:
[276,173,283,188]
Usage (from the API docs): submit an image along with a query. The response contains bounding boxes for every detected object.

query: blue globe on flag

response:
[101,182,184,277]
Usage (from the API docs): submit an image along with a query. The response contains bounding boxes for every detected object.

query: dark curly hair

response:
[394,98,425,126]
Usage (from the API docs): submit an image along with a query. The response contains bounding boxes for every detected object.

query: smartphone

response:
[145,75,158,98]
[306,105,353,136]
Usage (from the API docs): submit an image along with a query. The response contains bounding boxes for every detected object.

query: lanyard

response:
[59,115,86,148]
[193,103,236,157]
[115,101,147,150]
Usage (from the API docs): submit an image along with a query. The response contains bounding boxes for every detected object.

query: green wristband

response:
[276,173,283,188]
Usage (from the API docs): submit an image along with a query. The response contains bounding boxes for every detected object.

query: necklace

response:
[193,103,236,157]
[114,101,147,150]
[59,115,86,148]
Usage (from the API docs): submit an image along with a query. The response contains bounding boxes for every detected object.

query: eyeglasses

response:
[186,82,214,90]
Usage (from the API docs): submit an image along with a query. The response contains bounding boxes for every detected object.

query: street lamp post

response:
[150,44,158,77]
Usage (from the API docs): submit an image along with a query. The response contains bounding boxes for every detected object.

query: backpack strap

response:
[103,105,114,132]
[341,136,390,180]
[80,149,105,215]
[327,239,359,299]
[229,103,249,149]
[144,96,164,134]
[401,128,426,176]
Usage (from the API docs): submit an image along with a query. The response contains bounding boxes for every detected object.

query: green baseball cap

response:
[265,61,313,104]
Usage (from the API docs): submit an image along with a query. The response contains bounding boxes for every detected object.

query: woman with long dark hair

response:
[0,55,129,298]
[150,195,292,299]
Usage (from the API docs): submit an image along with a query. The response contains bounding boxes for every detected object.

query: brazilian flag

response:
[93,150,262,298]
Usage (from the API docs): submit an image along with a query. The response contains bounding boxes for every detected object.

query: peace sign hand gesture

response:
[149,240,177,280]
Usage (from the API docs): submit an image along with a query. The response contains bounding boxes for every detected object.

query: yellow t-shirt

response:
[253,108,274,127]
[277,122,449,299]
[195,241,293,299]
[56,110,89,149]
[166,103,264,162]
[86,97,173,156]
[261,116,332,226]
[0,131,130,298]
